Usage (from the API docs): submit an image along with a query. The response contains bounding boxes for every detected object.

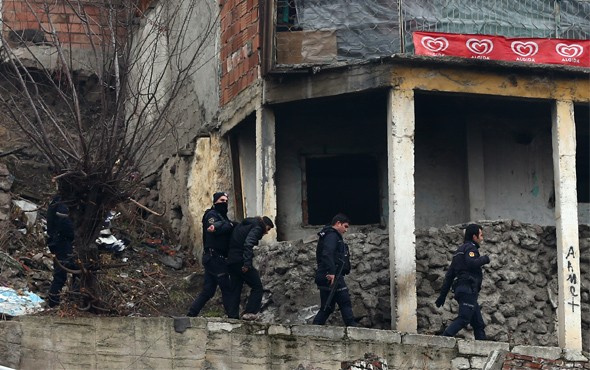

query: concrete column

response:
[387,88,417,333]
[256,106,277,241]
[551,100,582,350]
[466,124,486,221]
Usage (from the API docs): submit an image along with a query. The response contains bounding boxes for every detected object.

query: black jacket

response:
[202,207,234,256]
[438,241,490,299]
[227,217,266,268]
[46,196,74,256]
[315,226,351,281]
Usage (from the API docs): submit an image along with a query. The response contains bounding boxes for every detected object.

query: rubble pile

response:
[0,165,201,318]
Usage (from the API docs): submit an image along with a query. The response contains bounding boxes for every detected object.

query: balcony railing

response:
[274,0,590,66]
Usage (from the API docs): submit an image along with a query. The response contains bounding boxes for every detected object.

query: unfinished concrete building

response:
[209,0,590,350]
[1,0,588,354]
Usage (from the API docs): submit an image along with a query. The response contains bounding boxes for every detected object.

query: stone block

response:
[132,317,173,359]
[188,317,208,329]
[207,320,243,333]
[268,324,291,336]
[207,328,232,353]
[402,333,456,348]
[171,326,207,360]
[458,340,509,356]
[451,357,470,369]
[0,342,21,368]
[291,325,345,340]
[95,353,138,368]
[347,327,401,343]
[232,333,270,360]
[482,349,508,370]
[133,355,175,369]
[53,317,96,355]
[470,355,487,369]
[20,348,58,369]
[20,317,54,352]
[0,321,22,344]
[511,345,561,360]
[95,318,136,356]
[172,358,207,369]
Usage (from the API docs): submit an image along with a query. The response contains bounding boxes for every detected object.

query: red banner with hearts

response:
[413,31,590,68]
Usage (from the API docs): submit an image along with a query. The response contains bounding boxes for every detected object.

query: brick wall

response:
[503,353,590,370]
[219,0,261,106]
[1,0,125,49]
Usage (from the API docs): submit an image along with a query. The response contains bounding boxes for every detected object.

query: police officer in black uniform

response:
[312,213,357,327]
[187,192,235,317]
[46,195,75,307]
[435,223,490,339]
[226,216,274,320]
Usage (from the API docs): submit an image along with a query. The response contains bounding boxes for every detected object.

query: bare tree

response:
[0,0,219,311]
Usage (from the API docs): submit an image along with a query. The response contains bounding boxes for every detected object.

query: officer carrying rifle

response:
[312,213,358,327]
[435,223,490,340]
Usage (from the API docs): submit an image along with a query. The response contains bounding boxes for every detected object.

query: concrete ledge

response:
[206,321,243,333]
[402,333,456,348]
[291,325,345,340]
[346,327,401,343]
[511,345,561,360]
[187,317,208,329]
[268,324,291,336]
[458,340,509,356]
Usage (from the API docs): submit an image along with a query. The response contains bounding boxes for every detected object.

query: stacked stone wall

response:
[1,317,587,369]
[254,221,590,349]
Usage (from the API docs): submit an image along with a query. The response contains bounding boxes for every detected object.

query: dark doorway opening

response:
[305,154,380,225]
[575,104,589,203]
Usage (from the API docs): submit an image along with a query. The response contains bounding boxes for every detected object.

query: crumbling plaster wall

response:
[253,221,589,350]
[156,134,233,254]
[135,0,220,176]
[131,0,223,248]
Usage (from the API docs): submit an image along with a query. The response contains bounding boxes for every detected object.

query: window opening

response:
[304,154,380,225]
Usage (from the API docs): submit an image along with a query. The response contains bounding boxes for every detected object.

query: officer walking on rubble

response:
[226,216,274,320]
[46,193,76,307]
[312,213,358,327]
[435,223,490,340]
[187,192,235,317]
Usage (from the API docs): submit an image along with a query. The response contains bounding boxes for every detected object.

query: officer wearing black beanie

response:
[187,191,235,317]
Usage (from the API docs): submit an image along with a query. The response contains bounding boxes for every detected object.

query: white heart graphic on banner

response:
[511,41,539,57]
[555,43,584,58]
[466,38,494,55]
[421,36,449,52]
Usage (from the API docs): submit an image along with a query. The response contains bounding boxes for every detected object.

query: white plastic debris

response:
[95,229,126,252]
[0,287,44,316]
[12,199,38,227]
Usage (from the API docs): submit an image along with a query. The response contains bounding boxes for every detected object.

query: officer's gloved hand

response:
[435,296,445,308]
[482,255,490,265]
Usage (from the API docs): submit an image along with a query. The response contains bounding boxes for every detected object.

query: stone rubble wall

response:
[254,221,590,349]
[1,316,587,370]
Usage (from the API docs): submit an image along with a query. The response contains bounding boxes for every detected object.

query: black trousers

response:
[227,263,263,318]
[312,277,356,326]
[48,248,76,307]
[188,254,232,317]
[442,291,486,340]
